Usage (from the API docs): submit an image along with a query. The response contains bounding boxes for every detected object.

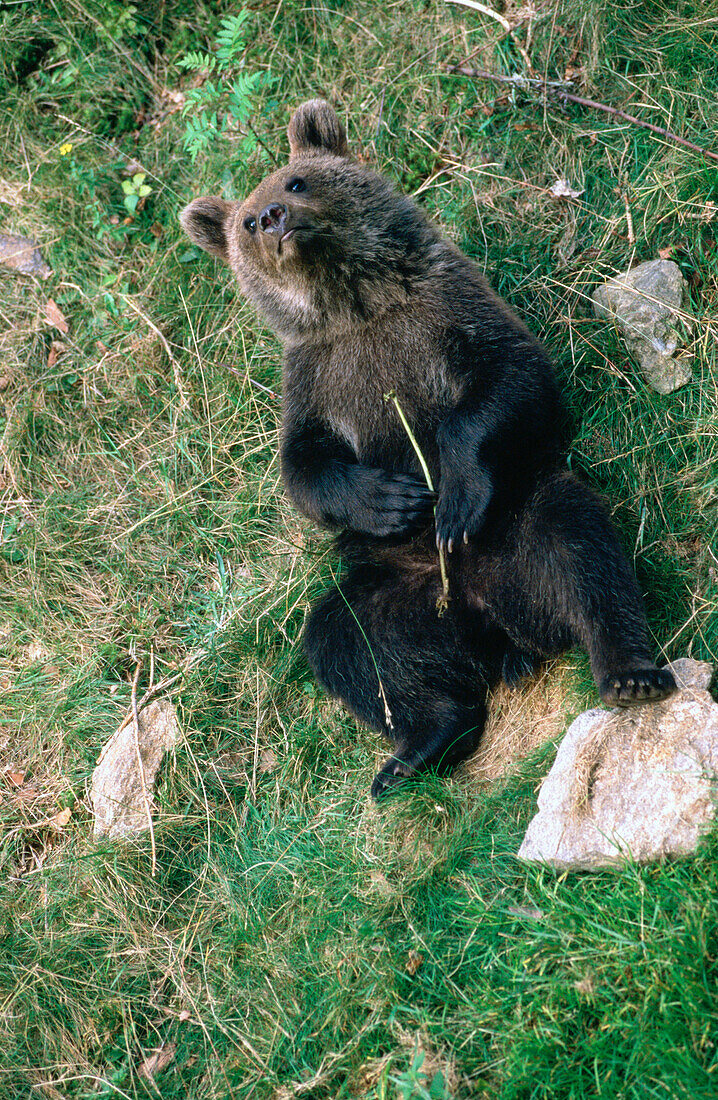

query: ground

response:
[0,1,717,1097]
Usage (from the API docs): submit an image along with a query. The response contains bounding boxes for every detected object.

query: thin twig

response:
[329,568,393,729]
[446,0,511,32]
[222,362,280,399]
[115,671,184,737]
[446,65,718,163]
[130,659,158,878]
[445,2,533,73]
[384,391,450,614]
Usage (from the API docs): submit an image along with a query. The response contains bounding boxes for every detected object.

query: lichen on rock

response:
[518,659,718,871]
[592,259,693,394]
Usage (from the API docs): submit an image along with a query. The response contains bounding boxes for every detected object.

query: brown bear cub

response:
[182,99,676,797]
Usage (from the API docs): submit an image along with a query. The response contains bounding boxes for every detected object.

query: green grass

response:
[1,0,717,1096]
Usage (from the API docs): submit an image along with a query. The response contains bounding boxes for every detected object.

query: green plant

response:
[177,11,268,163]
[391,1050,448,1100]
[120,171,152,216]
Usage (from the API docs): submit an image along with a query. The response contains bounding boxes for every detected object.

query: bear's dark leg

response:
[303,563,493,797]
[476,472,676,707]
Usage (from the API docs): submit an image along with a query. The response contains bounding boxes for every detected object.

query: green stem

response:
[384,391,450,614]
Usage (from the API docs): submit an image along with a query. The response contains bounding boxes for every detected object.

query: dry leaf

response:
[507,905,545,920]
[52,807,72,828]
[658,246,675,259]
[259,748,278,774]
[549,178,584,199]
[47,341,67,369]
[44,299,69,334]
[406,951,424,975]
[138,1041,176,1079]
[6,771,26,787]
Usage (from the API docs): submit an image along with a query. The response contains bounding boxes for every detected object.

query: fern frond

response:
[228,72,266,123]
[177,51,216,72]
[216,11,251,67]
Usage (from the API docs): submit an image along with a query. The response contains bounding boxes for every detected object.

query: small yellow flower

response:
[59,143,73,156]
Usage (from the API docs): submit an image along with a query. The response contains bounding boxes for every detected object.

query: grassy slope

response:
[0,0,717,1096]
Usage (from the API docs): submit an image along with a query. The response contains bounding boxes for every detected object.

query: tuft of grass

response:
[0,1,716,1097]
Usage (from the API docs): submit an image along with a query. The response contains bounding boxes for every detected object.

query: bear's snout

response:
[259,203,288,234]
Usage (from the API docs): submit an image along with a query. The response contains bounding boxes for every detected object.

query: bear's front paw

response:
[435,476,492,552]
[354,470,434,537]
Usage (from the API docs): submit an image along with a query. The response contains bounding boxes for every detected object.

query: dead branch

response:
[446,65,718,164]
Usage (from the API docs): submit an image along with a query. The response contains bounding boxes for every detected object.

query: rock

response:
[91,699,180,839]
[518,659,717,871]
[592,260,692,394]
[0,232,52,278]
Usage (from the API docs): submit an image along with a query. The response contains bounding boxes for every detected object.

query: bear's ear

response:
[180,196,233,261]
[287,99,348,159]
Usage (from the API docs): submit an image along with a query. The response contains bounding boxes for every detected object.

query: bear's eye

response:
[244,215,257,234]
[286,177,307,193]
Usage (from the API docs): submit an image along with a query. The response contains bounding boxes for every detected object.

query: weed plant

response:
[0,1,716,1097]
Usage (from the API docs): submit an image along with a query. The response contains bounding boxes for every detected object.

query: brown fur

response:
[181,100,676,797]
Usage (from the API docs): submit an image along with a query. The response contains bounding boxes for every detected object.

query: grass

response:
[0,0,717,1096]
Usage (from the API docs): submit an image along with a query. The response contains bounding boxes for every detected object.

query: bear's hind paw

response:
[370,757,414,800]
[599,666,677,708]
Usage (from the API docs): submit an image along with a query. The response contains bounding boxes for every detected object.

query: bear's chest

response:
[304,322,458,467]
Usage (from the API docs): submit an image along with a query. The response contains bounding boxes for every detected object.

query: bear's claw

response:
[599,667,677,707]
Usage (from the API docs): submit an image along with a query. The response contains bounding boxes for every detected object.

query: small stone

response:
[0,232,52,278]
[592,260,692,394]
[518,659,717,871]
[91,699,180,839]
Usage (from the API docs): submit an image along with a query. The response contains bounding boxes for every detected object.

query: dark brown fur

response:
[182,100,676,797]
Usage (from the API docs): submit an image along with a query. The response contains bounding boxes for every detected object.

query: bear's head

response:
[181,100,436,339]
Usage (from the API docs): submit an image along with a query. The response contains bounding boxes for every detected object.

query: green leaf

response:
[428,1071,446,1098]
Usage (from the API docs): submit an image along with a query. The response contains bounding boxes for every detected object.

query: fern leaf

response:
[216,11,250,67]
[177,51,216,73]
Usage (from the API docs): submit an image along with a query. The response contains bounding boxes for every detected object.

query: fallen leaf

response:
[406,951,424,976]
[138,1042,176,1079]
[658,246,675,260]
[549,178,584,199]
[507,905,545,920]
[6,771,26,787]
[47,341,67,369]
[564,64,585,83]
[43,299,69,334]
[52,807,72,828]
[259,748,278,774]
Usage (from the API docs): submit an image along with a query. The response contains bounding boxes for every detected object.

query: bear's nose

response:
[259,203,288,233]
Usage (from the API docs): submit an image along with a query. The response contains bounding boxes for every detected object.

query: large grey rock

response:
[518,659,717,871]
[91,699,180,839]
[592,260,692,393]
